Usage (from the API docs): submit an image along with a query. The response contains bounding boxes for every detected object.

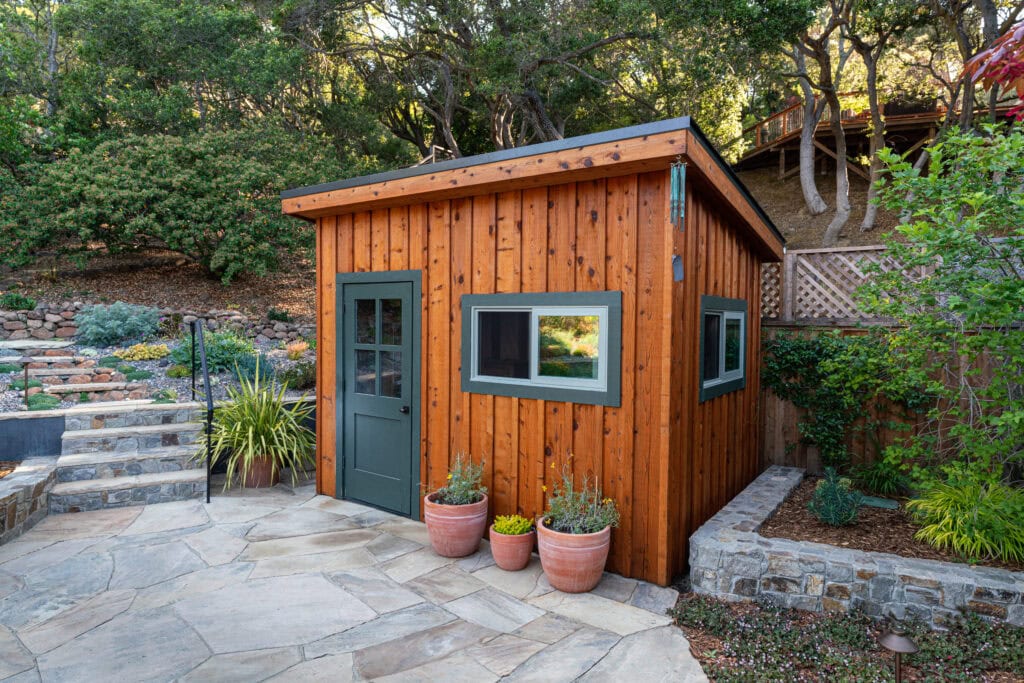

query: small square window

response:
[700,296,747,402]
[461,292,622,407]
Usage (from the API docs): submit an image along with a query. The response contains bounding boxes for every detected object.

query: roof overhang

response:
[282,117,783,260]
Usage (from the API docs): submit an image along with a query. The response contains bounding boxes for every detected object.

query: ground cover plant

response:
[0,292,36,310]
[672,593,1024,682]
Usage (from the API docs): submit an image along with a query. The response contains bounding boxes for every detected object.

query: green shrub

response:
[907,480,1024,563]
[117,364,136,374]
[279,360,316,390]
[808,468,862,526]
[0,292,36,310]
[493,514,534,535]
[544,465,620,534]
[170,330,255,374]
[76,302,160,346]
[232,353,275,384]
[267,308,292,323]
[26,393,59,411]
[125,370,153,381]
[851,459,908,496]
[166,364,191,379]
[431,454,486,505]
[98,356,122,366]
[0,363,20,374]
[8,378,42,390]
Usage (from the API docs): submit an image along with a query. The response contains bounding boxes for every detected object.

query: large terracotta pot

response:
[536,516,611,593]
[242,455,280,488]
[424,493,489,558]
[489,525,536,571]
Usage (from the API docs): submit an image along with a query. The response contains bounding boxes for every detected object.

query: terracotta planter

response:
[241,455,280,488]
[536,517,611,593]
[424,493,488,557]
[489,526,536,571]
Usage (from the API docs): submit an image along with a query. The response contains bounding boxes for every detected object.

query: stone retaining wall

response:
[0,457,58,543]
[689,466,1024,629]
[0,302,314,343]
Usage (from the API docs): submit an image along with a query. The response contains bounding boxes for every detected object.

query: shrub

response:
[8,378,42,390]
[98,356,122,366]
[0,292,35,310]
[279,360,316,390]
[114,343,170,361]
[432,454,486,505]
[170,330,255,374]
[26,393,59,411]
[166,364,191,379]
[851,459,908,496]
[493,514,534,535]
[125,370,154,381]
[76,302,160,347]
[807,468,862,526]
[286,341,308,361]
[907,480,1024,563]
[0,363,19,374]
[544,465,620,534]
[232,353,275,384]
[268,308,292,323]
[117,364,135,374]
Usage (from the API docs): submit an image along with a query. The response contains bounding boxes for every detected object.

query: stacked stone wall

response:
[689,466,1024,629]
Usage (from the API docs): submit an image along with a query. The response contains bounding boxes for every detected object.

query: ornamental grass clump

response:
[544,468,620,534]
[493,514,534,535]
[432,454,486,505]
[807,468,861,527]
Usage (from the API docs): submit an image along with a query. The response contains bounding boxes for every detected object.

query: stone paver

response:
[0,483,704,681]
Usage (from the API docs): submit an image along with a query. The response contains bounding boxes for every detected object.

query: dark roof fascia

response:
[282,116,784,247]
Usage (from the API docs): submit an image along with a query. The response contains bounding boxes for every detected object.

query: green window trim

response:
[461,291,622,407]
[699,295,747,403]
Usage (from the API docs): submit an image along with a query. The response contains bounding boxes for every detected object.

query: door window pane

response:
[538,315,599,380]
[725,317,742,372]
[381,299,402,345]
[477,311,530,379]
[356,300,376,344]
[380,351,402,398]
[702,313,721,381]
[355,349,376,394]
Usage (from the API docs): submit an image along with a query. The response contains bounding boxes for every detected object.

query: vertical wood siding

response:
[315,170,768,584]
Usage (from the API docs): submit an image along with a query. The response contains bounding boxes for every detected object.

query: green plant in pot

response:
[490,514,536,571]
[197,359,314,489]
[538,465,620,593]
[424,454,488,558]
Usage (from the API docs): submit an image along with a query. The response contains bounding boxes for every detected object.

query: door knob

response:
[399,406,410,414]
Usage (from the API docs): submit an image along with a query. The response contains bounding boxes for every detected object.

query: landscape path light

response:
[20,356,33,409]
[879,625,919,683]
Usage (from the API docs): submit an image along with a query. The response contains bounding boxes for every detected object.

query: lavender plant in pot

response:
[424,454,488,557]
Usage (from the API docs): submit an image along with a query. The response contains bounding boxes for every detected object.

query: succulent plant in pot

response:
[424,454,488,557]
[538,466,620,593]
[490,514,536,571]
[196,361,315,488]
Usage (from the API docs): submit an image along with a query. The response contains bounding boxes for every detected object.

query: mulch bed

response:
[760,476,1024,573]
[0,461,18,480]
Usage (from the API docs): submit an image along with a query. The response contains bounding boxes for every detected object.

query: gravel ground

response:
[0,338,313,414]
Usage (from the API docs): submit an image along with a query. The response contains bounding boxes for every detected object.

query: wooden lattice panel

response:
[761,263,782,319]
[792,247,897,319]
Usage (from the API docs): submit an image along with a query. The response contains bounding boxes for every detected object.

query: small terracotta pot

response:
[242,455,280,488]
[536,517,611,593]
[424,493,489,558]
[489,526,536,571]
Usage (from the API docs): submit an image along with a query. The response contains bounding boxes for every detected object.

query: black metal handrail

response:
[190,320,215,504]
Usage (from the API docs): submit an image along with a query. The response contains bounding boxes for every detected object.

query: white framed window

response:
[700,296,747,402]
[461,292,621,407]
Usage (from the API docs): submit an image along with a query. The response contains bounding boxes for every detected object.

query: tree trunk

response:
[793,51,829,215]
[822,94,851,247]
[860,55,885,231]
[45,3,59,117]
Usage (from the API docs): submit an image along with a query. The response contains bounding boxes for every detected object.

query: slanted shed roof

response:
[282,117,784,260]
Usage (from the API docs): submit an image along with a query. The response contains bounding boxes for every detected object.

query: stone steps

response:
[55,445,201,482]
[45,382,129,394]
[63,401,202,430]
[29,367,106,377]
[61,422,203,455]
[48,469,206,513]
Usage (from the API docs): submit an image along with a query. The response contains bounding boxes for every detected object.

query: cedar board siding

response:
[315,169,766,585]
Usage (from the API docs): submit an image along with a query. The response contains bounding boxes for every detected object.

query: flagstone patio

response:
[0,482,706,682]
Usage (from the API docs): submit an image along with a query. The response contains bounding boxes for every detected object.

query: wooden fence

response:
[761,245,909,323]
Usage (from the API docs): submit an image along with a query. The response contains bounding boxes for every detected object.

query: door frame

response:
[335,270,423,520]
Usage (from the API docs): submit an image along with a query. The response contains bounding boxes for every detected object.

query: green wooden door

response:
[341,281,416,515]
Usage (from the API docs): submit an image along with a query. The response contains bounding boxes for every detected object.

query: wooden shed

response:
[281,117,784,585]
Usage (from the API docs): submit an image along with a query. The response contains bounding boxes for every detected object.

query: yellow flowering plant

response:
[492,514,534,535]
[432,453,487,505]
[544,464,620,534]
